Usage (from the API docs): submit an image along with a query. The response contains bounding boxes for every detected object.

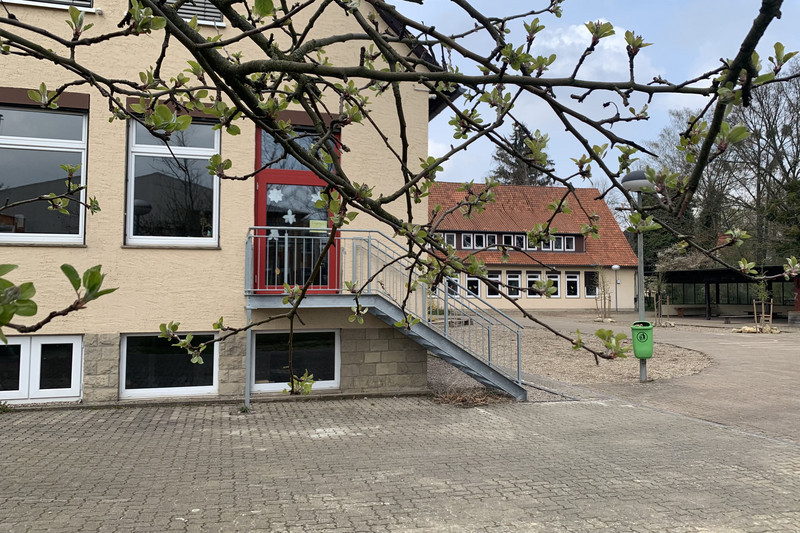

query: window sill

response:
[122,244,221,250]
[0,240,86,247]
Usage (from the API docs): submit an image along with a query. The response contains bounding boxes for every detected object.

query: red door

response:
[253,129,339,293]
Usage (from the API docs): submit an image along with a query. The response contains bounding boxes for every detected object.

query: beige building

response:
[1,0,456,405]
[429,183,638,312]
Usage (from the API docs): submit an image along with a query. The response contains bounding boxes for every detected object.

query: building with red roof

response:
[429,182,638,310]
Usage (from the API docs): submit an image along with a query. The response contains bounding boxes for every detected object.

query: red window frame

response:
[253,126,340,294]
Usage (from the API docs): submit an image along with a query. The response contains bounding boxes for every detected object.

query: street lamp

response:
[611,264,620,312]
[621,170,649,321]
[621,170,650,383]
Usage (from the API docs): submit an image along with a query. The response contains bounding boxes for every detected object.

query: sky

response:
[394,0,800,184]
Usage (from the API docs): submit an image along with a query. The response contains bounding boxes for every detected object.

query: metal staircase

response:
[245,227,528,401]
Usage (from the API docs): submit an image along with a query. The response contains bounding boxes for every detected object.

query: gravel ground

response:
[427,322,713,403]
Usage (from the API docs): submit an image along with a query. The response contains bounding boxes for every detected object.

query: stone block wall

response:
[339,327,428,394]
[80,324,428,404]
[82,334,120,403]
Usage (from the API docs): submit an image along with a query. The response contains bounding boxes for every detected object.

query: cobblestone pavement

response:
[2,397,800,532]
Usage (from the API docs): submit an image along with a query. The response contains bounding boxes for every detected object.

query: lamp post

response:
[611,264,620,312]
[621,170,650,382]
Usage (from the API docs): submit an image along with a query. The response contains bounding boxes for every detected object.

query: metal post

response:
[422,285,428,322]
[443,285,449,336]
[245,232,254,294]
[244,308,253,409]
[283,231,290,286]
[637,191,647,382]
[367,234,372,293]
[637,191,645,321]
[487,328,492,366]
[516,329,522,385]
[614,269,619,312]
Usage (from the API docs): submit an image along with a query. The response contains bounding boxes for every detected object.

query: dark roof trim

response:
[374,5,462,120]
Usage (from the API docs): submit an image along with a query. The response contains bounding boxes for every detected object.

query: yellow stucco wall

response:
[1,0,430,336]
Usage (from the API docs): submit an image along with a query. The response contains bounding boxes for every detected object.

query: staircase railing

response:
[246,227,524,386]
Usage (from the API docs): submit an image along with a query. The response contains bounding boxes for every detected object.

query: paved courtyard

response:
[1,317,799,532]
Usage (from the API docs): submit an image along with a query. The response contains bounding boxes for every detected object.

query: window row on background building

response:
[0,105,221,247]
[447,270,599,300]
[0,330,340,403]
[440,232,578,252]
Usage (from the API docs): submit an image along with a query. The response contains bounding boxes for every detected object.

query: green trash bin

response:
[631,321,653,359]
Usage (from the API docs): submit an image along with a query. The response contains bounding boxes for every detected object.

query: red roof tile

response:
[429,182,637,267]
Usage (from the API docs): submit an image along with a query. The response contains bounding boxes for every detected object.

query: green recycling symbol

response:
[636,331,649,343]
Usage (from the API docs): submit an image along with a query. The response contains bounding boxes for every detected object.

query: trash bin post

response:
[631,321,653,383]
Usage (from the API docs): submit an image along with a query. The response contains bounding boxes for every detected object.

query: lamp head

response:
[621,170,651,192]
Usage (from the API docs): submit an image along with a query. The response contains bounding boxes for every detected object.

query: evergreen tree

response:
[488,124,553,186]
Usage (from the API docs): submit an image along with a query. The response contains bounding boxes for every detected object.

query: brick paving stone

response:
[1,397,799,531]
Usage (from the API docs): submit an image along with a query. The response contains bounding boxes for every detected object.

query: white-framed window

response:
[126,121,220,247]
[502,234,514,247]
[526,234,538,250]
[252,330,340,392]
[2,0,93,11]
[473,233,485,250]
[445,275,459,297]
[553,236,564,251]
[540,239,552,251]
[507,271,521,298]
[526,271,541,298]
[547,272,561,298]
[487,271,501,298]
[444,233,456,248]
[585,271,599,298]
[466,275,481,298]
[565,236,576,251]
[486,234,497,249]
[461,233,473,250]
[120,334,218,398]
[0,335,82,403]
[0,106,88,244]
[514,234,526,250]
[566,272,580,298]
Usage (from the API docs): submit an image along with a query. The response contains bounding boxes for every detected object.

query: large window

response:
[507,271,521,298]
[0,335,82,403]
[121,334,218,398]
[487,271,501,298]
[566,272,580,298]
[547,272,561,298]
[126,121,220,246]
[466,275,481,298]
[526,271,541,297]
[253,331,339,392]
[585,271,599,297]
[0,106,87,244]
